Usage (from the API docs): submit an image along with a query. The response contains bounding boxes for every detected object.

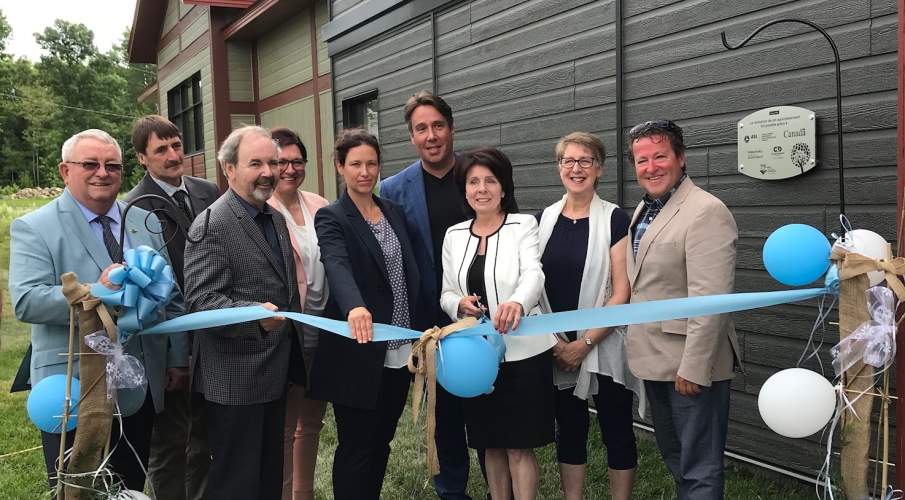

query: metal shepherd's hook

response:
[118,193,212,253]
[721,18,846,234]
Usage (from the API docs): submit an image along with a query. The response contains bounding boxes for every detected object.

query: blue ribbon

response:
[140,287,831,340]
[91,246,175,336]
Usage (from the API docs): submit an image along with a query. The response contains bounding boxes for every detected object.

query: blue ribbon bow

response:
[91,245,175,336]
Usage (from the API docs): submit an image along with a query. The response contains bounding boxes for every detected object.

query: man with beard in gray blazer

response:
[182,125,303,499]
[127,115,220,500]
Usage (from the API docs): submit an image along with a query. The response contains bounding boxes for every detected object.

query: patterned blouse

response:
[366,216,411,350]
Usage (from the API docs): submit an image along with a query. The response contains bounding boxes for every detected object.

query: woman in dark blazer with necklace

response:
[308,129,420,500]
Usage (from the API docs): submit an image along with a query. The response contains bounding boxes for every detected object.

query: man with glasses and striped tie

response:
[9,128,188,492]
[624,119,740,500]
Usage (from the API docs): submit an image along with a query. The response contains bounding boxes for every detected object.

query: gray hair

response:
[217,125,273,166]
[61,129,122,162]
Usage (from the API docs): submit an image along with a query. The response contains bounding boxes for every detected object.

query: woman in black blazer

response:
[309,129,420,500]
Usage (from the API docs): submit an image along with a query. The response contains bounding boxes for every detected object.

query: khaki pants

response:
[282,349,328,500]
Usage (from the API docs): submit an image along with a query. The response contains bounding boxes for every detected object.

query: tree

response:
[0,15,154,190]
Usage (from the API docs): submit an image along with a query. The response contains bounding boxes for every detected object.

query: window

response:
[167,72,204,154]
[342,90,379,137]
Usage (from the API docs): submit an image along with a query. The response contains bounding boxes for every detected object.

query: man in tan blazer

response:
[625,120,739,500]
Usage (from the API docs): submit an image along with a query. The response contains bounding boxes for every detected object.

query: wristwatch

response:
[584,337,593,346]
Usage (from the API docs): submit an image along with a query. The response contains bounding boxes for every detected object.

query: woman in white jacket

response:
[440,147,556,500]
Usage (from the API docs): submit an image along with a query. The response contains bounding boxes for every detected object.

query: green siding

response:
[157,39,179,66]
[162,0,179,35]
[319,89,337,200]
[227,41,255,102]
[260,98,321,196]
[257,13,313,99]
[230,114,257,130]
[180,10,209,49]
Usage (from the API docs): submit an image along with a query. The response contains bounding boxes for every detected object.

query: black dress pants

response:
[204,397,286,500]
[331,367,410,500]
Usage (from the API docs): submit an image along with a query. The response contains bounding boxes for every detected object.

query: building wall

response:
[328,0,899,478]
[257,13,314,99]
[155,3,217,180]
[260,97,324,196]
[227,41,255,102]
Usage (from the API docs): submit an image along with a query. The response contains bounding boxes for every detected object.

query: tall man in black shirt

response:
[379,91,471,499]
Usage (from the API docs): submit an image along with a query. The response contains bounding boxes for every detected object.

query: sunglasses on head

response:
[628,119,682,139]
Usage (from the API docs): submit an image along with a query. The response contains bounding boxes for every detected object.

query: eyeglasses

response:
[559,157,597,170]
[66,160,124,173]
[628,119,683,140]
[276,159,307,171]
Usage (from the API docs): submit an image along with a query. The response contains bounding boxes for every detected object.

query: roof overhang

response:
[128,0,167,64]
[184,0,255,7]
[222,0,310,41]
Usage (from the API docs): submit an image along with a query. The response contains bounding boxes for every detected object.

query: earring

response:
[501,193,505,198]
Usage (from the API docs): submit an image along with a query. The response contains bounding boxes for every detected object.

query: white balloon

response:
[835,229,889,286]
[757,368,836,438]
[112,490,152,500]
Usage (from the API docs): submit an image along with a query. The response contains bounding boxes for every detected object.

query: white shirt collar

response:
[150,174,187,198]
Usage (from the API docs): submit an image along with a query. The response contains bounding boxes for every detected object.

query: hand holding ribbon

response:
[90,245,176,337]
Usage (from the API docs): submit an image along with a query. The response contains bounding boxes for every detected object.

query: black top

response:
[233,189,285,272]
[423,166,467,291]
[467,254,488,313]
[537,209,630,340]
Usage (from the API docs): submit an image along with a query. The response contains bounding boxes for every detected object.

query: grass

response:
[0,197,816,499]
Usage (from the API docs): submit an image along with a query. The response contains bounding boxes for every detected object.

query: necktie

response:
[172,190,194,223]
[94,215,123,263]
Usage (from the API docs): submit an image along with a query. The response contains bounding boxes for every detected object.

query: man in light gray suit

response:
[9,129,188,490]
[182,125,303,499]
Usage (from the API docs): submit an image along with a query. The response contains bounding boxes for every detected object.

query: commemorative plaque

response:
[737,106,816,180]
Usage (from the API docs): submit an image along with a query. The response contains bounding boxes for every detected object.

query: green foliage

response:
[0,11,154,191]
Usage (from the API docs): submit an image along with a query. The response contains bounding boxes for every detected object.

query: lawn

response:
[0,197,816,499]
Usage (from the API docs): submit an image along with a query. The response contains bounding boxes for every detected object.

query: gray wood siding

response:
[330,0,899,480]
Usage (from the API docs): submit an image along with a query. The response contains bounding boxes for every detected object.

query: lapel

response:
[226,190,287,282]
[274,210,296,296]
[405,163,434,263]
[340,192,389,282]
[629,178,696,284]
[121,199,156,249]
[58,189,112,272]
[185,176,216,212]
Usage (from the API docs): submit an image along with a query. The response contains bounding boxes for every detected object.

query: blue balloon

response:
[763,224,831,286]
[27,375,79,433]
[436,336,500,398]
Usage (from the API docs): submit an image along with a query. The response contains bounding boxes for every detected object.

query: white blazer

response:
[440,213,555,361]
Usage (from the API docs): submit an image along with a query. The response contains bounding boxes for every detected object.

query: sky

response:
[1,1,136,60]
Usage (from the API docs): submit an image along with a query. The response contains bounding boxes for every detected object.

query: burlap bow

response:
[829,246,903,498]
[407,317,478,476]
[831,248,905,301]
